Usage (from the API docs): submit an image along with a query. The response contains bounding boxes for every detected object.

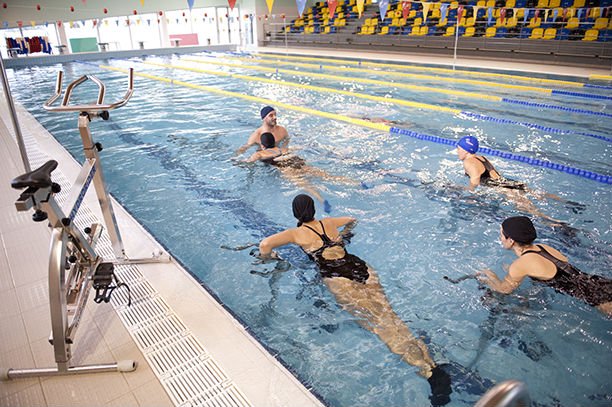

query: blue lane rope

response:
[584,84,612,90]
[389,127,612,185]
[501,98,612,118]
[74,60,611,184]
[460,112,612,143]
[551,90,612,100]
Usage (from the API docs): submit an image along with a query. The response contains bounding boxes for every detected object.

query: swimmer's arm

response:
[326,217,357,236]
[477,263,525,294]
[463,161,481,191]
[277,128,290,148]
[259,229,296,257]
[235,130,260,156]
[245,151,262,162]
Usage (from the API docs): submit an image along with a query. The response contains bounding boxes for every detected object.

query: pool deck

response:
[1,46,609,407]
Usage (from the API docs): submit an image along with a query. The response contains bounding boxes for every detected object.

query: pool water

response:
[7,52,612,407]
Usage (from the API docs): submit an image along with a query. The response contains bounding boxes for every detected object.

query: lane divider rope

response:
[142,58,612,142]
[250,51,612,89]
[190,54,612,109]
[77,61,612,185]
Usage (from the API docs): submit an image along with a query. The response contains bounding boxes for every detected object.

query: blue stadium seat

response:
[597,29,612,41]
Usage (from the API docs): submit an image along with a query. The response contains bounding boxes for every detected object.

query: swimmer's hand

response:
[250,249,283,263]
[475,269,496,284]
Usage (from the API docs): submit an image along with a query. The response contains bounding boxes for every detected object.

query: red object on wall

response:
[103,8,107,13]
[158,11,162,16]
[169,33,199,46]
[2,3,7,9]
[133,10,137,15]
[281,13,285,18]
[36,4,41,10]
[57,21,62,26]
[70,6,74,12]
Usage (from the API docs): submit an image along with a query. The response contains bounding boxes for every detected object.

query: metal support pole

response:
[0,56,30,172]
[284,17,288,54]
[453,17,460,70]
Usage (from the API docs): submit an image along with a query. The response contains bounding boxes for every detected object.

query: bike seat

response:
[11,160,58,190]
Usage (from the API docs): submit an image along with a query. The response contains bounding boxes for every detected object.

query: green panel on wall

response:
[69,37,98,53]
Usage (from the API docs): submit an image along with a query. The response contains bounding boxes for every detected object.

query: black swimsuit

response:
[466,156,527,191]
[524,245,612,307]
[302,221,370,284]
[262,149,306,170]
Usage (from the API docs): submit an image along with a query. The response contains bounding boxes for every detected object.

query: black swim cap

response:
[292,194,315,227]
[502,216,537,244]
[260,105,275,119]
[260,132,275,148]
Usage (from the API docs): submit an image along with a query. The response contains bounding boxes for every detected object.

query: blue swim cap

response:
[260,106,275,119]
[458,136,479,154]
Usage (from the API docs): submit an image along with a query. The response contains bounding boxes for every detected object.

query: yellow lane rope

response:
[589,74,612,80]
[180,57,503,101]
[99,65,393,132]
[193,54,562,94]
[141,60,463,114]
[255,52,605,87]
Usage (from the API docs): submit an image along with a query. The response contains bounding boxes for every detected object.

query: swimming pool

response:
[6,52,611,406]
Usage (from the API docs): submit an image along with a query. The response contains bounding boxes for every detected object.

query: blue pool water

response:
[7,52,612,406]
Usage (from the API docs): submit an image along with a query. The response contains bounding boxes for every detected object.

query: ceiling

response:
[1,0,301,27]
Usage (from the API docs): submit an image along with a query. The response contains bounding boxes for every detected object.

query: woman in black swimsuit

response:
[247,133,361,208]
[477,216,612,317]
[259,194,452,405]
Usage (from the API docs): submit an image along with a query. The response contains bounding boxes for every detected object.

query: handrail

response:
[473,380,530,407]
[43,68,133,112]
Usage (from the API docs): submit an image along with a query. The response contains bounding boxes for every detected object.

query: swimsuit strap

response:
[264,148,282,157]
[521,245,570,268]
[475,156,496,172]
[302,221,333,245]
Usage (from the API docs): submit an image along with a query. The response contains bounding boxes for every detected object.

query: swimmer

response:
[235,106,289,156]
[476,216,612,317]
[456,135,575,224]
[247,132,361,207]
[258,194,453,405]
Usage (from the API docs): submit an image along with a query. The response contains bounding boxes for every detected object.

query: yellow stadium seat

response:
[358,24,369,34]
[485,26,497,37]
[506,0,516,7]
[548,0,560,7]
[378,26,389,35]
[505,17,518,27]
[420,25,429,35]
[463,26,475,36]
[443,26,455,36]
[529,27,544,38]
[582,29,598,40]
[565,17,579,29]
[413,17,423,26]
[477,0,486,6]
[528,17,542,27]
[450,1,459,9]
[593,18,608,30]
[572,0,584,7]
[589,8,602,18]
[485,0,495,7]
[536,0,549,7]
[543,28,556,38]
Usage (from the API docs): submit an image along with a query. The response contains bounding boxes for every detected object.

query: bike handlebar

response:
[43,68,134,113]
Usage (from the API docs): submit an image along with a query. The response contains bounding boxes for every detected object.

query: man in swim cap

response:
[235,106,290,156]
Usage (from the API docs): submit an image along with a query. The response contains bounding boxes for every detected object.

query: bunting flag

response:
[30,20,35,27]
[544,8,549,22]
[187,0,194,11]
[534,8,540,20]
[500,7,506,24]
[422,1,430,23]
[69,21,73,27]
[457,5,464,22]
[403,1,412,21]
[105,20,108,25]
[147,19,151,25]
[357,0,365,17]
[266,0,274,13]
[471,5,478,22]
[576,8,582,20]
[562,7,567,21]
[140,0,144,5]
[378,0,389,20]
[228,0,236,11]
[487,7,493,25]
[297,0,307,17]
[328,0,338,19]
[4,21,8,29]
[586,7,591,17]
[440,3,448,23]
[552,8,558,21]
[523,8,529,24]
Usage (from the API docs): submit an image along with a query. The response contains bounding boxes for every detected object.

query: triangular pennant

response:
[297,0,307,17]
[422,2,430,24]
[457,5,464,22]
[187,0,195,11]
[378,0,389,21]
[141,0,144,5]
[562,7,567,21]
[576,7,582,19]
[586,7,591,18]
[228,0,237,11]
[30,20,35,27]
[266,0,274,14]
[500,7,506,24]
[534,8,540,20]
[357,0,365,17]
[487,7,493,25]
[523,8,529,24]
[552,8,558,21]
[328,0,338,19]
[544,8,549,23]
[403,1,412,21]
